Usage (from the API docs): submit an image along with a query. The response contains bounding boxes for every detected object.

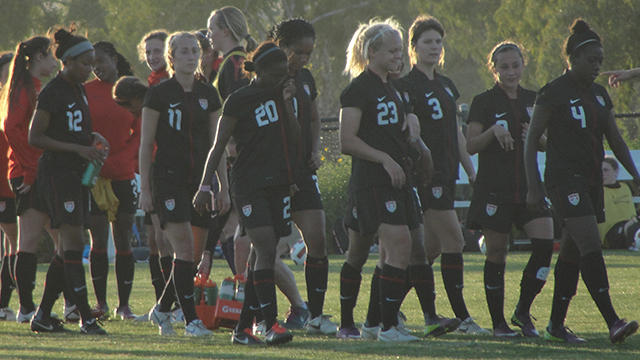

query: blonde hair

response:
[408,15,445,66]
[210,6,258,53]
[165,32,201,76]
[343,18,403,79]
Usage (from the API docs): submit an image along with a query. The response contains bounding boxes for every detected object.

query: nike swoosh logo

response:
[340,295,353,300]
[385,297,401,302]
[495,112,507,118]
[74,286,86,292]
[68,102,76,108]
[124,280,133,285]
[249,306,261,311]
[260,302,271,308]
[486,285,502,290]
[455,284,464,289]
[561,297,571,301]
[377,97,386,102]
[234,335,249,344]
[170,102,181,108]
[184,293,195,299]
[35,322,53,331]
[598,287,609,293]
[425,92,434,97]
[570,98,580,104]
[315,288,327,293]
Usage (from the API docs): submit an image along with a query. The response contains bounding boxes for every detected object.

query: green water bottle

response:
[81,161,102,187]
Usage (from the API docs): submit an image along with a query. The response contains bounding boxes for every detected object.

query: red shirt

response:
[0,129,14,198]
[85,79,140,180]
[148,68,170,87]
[3,77,43,185]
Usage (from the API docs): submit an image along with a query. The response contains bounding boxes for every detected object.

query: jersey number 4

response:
[255,100,279,127]
[571,106,586,128]
[377,101,398,125]
[67,110,83,132]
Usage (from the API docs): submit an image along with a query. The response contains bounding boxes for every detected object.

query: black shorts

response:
[354,185,420,234]
[344,190,360,233]
[90,179,138,218]
[151,174,211,229]
[547,182,604,223]
[37,162,90,229]
[0,196,17,224]
[466,199,552,233]
[291,174,323,212]
[144,211,153,226]
[418,180,456,211]
[234,185,292,239]
[10,176,47,216]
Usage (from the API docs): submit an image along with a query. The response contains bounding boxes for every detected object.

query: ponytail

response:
[94,41,134,78]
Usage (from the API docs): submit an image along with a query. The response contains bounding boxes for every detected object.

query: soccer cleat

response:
[135,307,152,322]
[361,324,380,340]
[511,313,539,337]
[91,302,110,320]
[264,323,294,346]
[150,304,176,335]
[493,321,522,338]
[253,320,267,336]
[16,308,35,324]
[379,326,420,342]
[544,326,586,344]
[64,304,81,323]
[424,315,461,337]
[233,328,265,345]
[336,325,361,339]
[0,307,16,322]
[283,306,311,330]
[306,314,338,335]
[80,318,107,335]
[455,317,491,335]
[31,315,67,333]
[171,307,184,324]
[185,319,213,336]
[114,305,138,320]
[396,311,408,332]
[609,319,639,344]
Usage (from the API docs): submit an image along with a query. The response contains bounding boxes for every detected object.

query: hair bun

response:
[570,19,590,34]
[53,28,73,44]
[243,60,255,72]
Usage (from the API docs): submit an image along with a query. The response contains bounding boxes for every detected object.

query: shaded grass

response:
[0,251,639,359]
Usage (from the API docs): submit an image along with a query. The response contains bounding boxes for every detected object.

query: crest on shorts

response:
[199,99,208,110]
[242,204,252,217]
[568,193,580,206]
[385,200,397,213]
[352,207,358,219]
[64,201,75,213]
[0,201,5,212]
[432,186,443,199]
[596,95,605,106]
[165,199,175,211]
[526,107,534,118]
[445,87,454,97]
[486,204,497,216]
[303,84,310,95]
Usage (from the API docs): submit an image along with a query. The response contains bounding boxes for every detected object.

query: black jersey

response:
[340,69,411,191]
[400,67,460,182]
[144,77,222,184]
[36,74,93,173]
[536,71,612,188]
[223,80,295,192]
[215,47,249,100]
[292,68,318,177]
[467,84,536,203]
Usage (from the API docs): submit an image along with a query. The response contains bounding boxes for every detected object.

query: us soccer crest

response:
[352,207,358,219]
[303,84,310,95]
[64,201,75,213]
[165,199,175,211]
[596,95,605,106]
[0,201,5,212]
[568,193,580,206]
[432,187,443,199]
[385,200,397,213]
[526,107,534,118]
[242,204,252,217]
[199,99,208,110]
[486,204,497,216]
[445,87,454,97]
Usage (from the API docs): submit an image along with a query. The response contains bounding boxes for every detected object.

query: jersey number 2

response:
[67,110,82,132]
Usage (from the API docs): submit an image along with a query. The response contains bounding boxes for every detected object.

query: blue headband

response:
[573,39,600,53]
[61,41,93,62]
[254,46,280,64]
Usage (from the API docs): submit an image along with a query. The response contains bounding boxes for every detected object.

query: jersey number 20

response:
[377,102,398,125]
[256,100,279,127]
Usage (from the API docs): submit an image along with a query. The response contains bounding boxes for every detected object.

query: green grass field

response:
[0,251,639,359]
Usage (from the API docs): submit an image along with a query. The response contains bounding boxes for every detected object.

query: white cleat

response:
[306,315,338,335]
[379,326,420,342]
[455,317,491,335]
[150,304,176,335]
[185,319,213,336]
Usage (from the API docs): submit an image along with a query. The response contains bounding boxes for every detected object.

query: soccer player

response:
[194,42,299,346]
[139,31,225,336]
[399,15,486,335]
[466,41,554,338]
[28,26,107,334]
[84,41,139,320]
[524,19,639,344]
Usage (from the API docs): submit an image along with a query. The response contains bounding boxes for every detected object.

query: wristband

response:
[199,185,211,192]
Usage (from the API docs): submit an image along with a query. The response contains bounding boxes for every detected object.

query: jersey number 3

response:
[377,102,398,125]
[67,110,83,132]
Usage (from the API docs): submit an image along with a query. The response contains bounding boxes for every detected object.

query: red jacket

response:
[85,79,140,180]
[0,130,14,198]
[3,77,43,186]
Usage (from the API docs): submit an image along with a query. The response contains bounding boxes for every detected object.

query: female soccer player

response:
[0,36,62,324]
[84,41,139,320]
[28,26,107,334]
[466,41,554,338]
[194,42,299,346]
[338,18,427,342]
[139,30,170,86]
[525,19,639,344]
[139,31,225,336]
